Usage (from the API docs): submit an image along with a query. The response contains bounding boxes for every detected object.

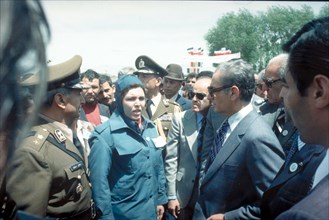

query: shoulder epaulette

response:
[22,127,50,151]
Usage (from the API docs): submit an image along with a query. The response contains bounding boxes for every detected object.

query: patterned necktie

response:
[274,109,285,136]
[196,117,207,173]
[208,119,230,166]
[146,99,153,118]
[284,132,299,168]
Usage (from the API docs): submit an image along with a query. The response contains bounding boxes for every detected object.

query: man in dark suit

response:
[259,54,298,156]
[260,134,326,219]
[275,17,329,220]
[163,64,192,111]
[79,69,111,126]
[195,59,284,220]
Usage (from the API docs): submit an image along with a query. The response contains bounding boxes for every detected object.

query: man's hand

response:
[168,199,181,218]
[157,205,165,220]
[207,213,225,220]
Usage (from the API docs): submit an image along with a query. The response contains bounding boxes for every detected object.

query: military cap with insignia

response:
[134,55,168,78]
[165,63,184,81]
[21,55,89,90]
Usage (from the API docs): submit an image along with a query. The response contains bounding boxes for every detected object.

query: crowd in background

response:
[1,1,328,220]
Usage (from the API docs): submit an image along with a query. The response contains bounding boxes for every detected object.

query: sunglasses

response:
[262,78,282,88]
[188,91,207,100]
[208,85,231,97]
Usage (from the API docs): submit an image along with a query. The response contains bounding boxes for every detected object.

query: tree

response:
[205,5,316,72]
[318,3,329,18]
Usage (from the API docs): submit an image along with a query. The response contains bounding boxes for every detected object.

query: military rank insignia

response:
[139,58,145,68]
[54,129,66,143]
[159,113,173,122]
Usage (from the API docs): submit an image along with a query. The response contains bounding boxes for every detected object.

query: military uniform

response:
[6,118,95,219]
[4,55,96,219]
[144,96,181,141]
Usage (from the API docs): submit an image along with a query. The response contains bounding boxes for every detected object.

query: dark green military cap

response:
[134,55,168,78]
[20,55,89,90]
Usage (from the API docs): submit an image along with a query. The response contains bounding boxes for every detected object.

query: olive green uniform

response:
[143,96,181,141]
[6,117,94,219]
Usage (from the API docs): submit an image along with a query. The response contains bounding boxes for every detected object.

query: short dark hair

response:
[99,74,113,86]
[80,69,100,81]
[217,59,255,102]
[186,72,197,80]
[283,17,329,96]
[197,70,213,79]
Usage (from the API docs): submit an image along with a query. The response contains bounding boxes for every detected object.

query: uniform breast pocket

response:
[63,163,85,201]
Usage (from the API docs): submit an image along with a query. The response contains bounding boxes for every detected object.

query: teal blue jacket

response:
[88,111,167,220]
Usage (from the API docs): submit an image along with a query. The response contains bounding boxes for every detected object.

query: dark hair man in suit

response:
[275,16,329,220]
[195,59,284,220]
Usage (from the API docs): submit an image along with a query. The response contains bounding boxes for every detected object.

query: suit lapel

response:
[152,96,167,120]
[269,145,325,189]
[182,111,198,162]
[203,111,258,185]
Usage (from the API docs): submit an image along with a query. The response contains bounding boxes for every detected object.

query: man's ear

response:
[156,77,162,87]
[313,75,329,109]
[230,85,240,101]
[54,93,66,109]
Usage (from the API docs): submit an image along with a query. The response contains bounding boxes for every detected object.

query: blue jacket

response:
[88,112,167,220]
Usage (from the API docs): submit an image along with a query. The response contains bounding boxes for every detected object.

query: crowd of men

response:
[0,1,328,220]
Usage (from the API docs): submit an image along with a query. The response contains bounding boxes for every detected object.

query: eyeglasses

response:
[255,83,264,90]
[208,85,231,97]
[188,91,207,100]
[262,78,282,88]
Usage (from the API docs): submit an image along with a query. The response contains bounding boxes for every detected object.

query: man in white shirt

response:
[195,59,284,220]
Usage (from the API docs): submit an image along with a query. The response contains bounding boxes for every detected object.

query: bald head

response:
[265,54,288,79]
[263,54,288,104]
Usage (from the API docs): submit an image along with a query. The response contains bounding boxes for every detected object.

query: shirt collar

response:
[228,103,253,132]
[150,92,162,107]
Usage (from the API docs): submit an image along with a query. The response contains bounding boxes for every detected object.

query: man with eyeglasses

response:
[259,54,298,156]
[194,59,284,220]
[165,76,212,220]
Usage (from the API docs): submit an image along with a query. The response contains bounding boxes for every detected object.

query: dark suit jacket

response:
[197,110,285,219]
[275,174,329,220]
[175,94,192,111]
[260,144,327,220]
[259,102,297,156]
[80,103,111,123]
[199,107,226,181]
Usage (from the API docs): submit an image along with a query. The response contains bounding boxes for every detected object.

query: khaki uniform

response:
[144,96,181,141]
[6,118,95,219]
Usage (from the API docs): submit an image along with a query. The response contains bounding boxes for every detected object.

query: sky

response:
[42,1,327,80]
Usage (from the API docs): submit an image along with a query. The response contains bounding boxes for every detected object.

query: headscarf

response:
[114,74,145,133]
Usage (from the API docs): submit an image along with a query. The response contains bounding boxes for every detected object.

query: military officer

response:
[5,55,96,219]
[134,55,181,141]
